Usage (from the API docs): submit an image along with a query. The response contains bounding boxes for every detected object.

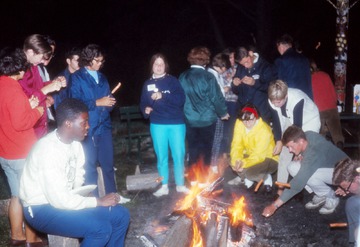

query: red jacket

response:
[19,65,50,137]
[311,71,337,111]
[0,76,41,159]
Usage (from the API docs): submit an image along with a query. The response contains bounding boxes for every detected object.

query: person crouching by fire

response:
[228,103,278,193]
[262,125,348,218]
[333,159,360,246]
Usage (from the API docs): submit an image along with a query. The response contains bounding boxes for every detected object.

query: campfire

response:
[156,160,256,247]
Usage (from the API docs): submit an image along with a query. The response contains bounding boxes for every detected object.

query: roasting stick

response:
[254,179,264,192]
[329,223,348,228]
[111,82,122,94]
[275,181,291,189]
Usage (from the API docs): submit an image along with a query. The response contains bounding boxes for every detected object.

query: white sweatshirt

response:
[20,130,97,209]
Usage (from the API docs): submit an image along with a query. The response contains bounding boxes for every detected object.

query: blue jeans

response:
[150,123,186,185]
[82,129,117,196]
[23,204,130,247]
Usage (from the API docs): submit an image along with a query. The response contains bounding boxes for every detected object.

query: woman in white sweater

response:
[268,80,320,196]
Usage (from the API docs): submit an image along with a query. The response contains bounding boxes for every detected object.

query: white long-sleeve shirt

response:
[20,130,97,209]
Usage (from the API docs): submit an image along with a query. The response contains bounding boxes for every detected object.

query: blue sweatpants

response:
[23,204,130,247]
[82,129,117,196]
[150,123,186,186]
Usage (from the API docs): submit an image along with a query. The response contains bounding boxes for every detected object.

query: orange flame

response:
[185,159,220,184]
[228,195,253,227]
[190,219,203,247]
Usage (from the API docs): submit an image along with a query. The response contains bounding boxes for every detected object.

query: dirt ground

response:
[123,150,350,247]
[0,132,356,247]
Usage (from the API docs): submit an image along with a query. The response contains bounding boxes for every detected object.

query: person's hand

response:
[262,203,278,217]
[96,96,116,107]
[233,160,243,173]
[36,106,44,116]
[145,107,153,115]
[293,154,303,161]
[41,76,67,94]
[97,193,120,207]
[151,92,162,101]
[233,77,241,86]
[46,95,54,108]
[273,141,283,155]
[335,187,349,197]
[29,95,39,109]
[242,76,255,86]
[221,113,230,120]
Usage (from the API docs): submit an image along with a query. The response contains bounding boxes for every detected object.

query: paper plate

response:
[70,185,97,196]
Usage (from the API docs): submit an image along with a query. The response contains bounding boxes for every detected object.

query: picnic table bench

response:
[118,105,151,163]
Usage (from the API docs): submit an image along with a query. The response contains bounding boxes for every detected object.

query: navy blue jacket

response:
[71,67,113,136]
[53,68,72,110]
[275,48,313,99]
[232,56,275,123]
[140,74,185,124]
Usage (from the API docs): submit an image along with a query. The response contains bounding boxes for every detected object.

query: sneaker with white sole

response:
[118,195,131,204]
[319,197,339,214]
[176,185,190,194]
[153,185,169,197]
[227,177,242,186]
[305,195,326,209]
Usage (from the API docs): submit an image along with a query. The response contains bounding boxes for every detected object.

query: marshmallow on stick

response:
[111,82,122,94]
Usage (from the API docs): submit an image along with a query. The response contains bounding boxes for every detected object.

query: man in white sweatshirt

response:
[20,98,130,247]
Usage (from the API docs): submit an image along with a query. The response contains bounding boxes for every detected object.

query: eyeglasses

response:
[340,178,354,194]
[242,118,255,122]
[93,58,105,64]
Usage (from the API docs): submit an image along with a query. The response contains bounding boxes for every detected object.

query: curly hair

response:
[187,46,211,66]
[79,44,105,67]
[56,98,88,127]
[0,47,29,76]
[333,158,360,185]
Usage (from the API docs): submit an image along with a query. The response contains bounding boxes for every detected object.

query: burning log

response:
[329,222,348,228]
[216,216,229,247]
[162,215,192,247]
[137,234,159,247]
[204,212,218,247]
[126,173,162,191]
[229,223,242,242]
[275,181,291,189]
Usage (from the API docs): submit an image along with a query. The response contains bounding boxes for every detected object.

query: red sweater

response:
[19,65,50,138]
[0,76,41,159]
[311,71,337,111]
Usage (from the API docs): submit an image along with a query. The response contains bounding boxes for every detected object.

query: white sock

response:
[244,178,254,188]
[264,174,273,186]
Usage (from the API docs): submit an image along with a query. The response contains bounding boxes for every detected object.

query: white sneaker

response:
[228,177,242,186]
[319,197,339,214]
[305,195,326,209]
[176,185,190,194]
[153,185,169,197]
[118,195,131,204]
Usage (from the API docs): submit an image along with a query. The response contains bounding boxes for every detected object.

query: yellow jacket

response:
[230,118,279,169]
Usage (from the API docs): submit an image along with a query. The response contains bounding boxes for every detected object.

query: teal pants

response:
[150,123,186,186]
